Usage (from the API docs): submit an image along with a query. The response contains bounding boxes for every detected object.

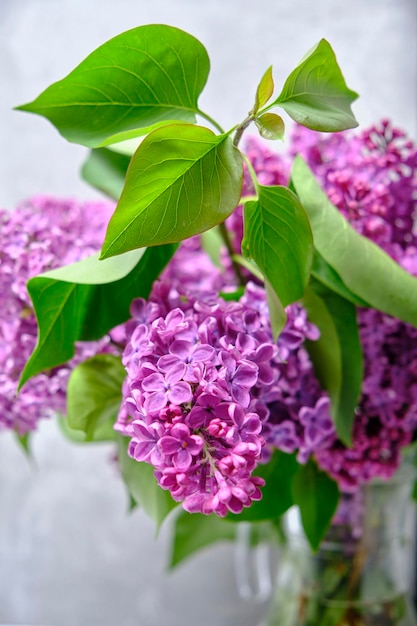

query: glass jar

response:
[263,464,417,626]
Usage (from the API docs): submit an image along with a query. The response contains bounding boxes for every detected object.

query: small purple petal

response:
[142,373,165,392]
[159,436,180,455]
[144,391,168,414]
[168,381,192,405]
[174,447,193,471]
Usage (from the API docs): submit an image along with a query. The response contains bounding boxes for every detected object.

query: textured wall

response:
[1,0,416,209]
[0,1,416,624]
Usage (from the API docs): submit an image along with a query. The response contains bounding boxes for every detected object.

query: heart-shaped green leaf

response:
[303,282,363,446]
[292,157,417,327]
[242,185,313,306]
[272,39,358,132]
[19,244,176,388]
[81,148,131,200]
[58,413,116,444]
[16,25,210,147]
[101,124,244,258]
[67,354,125,441]
[292,459,339,551]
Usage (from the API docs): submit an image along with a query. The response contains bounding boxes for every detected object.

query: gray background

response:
[0,1,416,625]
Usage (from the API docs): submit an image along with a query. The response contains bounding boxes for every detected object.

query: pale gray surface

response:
[0,421,266,626]
[0,1,416,625]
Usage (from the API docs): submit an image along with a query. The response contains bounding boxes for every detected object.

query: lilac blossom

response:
[290,119,417,258]
[142,365,193,413]
[117,276,329,516]
[223,122,417,494]
[286,120,417,490]
[0,196,115,435]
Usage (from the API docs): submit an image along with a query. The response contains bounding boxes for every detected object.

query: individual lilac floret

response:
[0,196,114,435]
[298,397,335,463]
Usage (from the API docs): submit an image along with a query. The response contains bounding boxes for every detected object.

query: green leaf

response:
[253,66,274,113]
[67,354,125,441]
[265,279,287,340]
[19,244,176,388]
[81,148,131,200]
[15,432,31,457]
[255,113,285,141]
[311,250,368,307]
[219,287,245,302]
[292,157,417,327]
[232,254,264,282]
[169,510,236,568]
[292,459,339,551]
[272,39,358,132]
[58,413,116,443]
[16,25,210,148]
[228,452,299,522]
[58,414,90,443]
[101,124,243,258]
[116,433,177,528]
[303,282,363,445]
[242,185,313,306]
[99,120,188,150]
[200,227,224,269]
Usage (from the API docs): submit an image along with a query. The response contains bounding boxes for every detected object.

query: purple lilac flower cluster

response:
[0,196,114,435]
[116,271,331,516]
[315,308,417,491]
[292,121,417,490]
[291,119,417,262]
[246,121,417,491]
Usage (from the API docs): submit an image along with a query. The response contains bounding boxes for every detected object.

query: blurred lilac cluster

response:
[290,121,417,491]
[316,307,417,491]
[291,119,417,262]
[0,196,114,435]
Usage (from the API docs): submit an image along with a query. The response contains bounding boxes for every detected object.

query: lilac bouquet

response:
[6,24,417,580]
